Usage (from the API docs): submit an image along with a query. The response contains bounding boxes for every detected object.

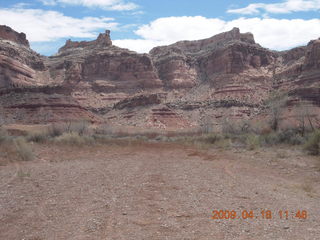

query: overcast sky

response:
[0,0,320,55]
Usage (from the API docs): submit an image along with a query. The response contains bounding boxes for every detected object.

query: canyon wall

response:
[0,25,319,130]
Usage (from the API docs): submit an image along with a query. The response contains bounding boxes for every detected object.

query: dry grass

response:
[54,132,95,145]
[17,169,31,179]
[245,134,260,150]
[0,129,34,162]
[304,130,320,155]
[14,137,34,161]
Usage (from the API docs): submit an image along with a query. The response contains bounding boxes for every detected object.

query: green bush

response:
[277,129,305,145]
[259,129,306,146]
[304,130,320,155]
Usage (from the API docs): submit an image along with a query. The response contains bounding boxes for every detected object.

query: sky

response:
[0,0,319,55]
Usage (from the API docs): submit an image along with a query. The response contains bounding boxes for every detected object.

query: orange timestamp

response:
[211,209,308,220]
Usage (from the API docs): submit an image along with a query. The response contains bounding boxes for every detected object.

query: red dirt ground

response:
[0,142,319,239]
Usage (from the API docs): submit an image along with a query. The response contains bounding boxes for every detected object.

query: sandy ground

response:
[0,142,319,240]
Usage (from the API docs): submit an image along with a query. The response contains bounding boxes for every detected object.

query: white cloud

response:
[113,16,320,53]
[39,0,138,11]
[113,39,169,53]
[228,0,320,15]
[0,8,118,42]
[135,16,226,42]
[39,0,57,6]
[12,2,32,8]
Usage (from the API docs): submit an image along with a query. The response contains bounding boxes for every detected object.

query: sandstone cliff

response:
[0,25,319,130]
[0,25,29,47]
[0,26,100,123]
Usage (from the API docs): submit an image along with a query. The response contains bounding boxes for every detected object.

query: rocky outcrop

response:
[150,28,276,91]
[113,93,165,110]
[50,33,162,92]
[275,39,320,89]
[0,26,100,123]
[149,28,319,129]
[45,32,164,113]
[0,86,100,124]
[159,27,255,54]
[58,30,112,53]
[0,25,29,47]
[149,27,277,127]
[150,47,197,88]
[304,39,320,70]
[0,25,319,130]
[0,30,47,89]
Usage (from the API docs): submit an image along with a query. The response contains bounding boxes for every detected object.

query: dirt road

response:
[0,143,319,239]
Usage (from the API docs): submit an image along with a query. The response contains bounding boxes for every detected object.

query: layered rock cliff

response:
[0,27,47,89]
[0,25,29,47]
[47,30,163,112]
[0,25,319,130]
[0,26,100,123]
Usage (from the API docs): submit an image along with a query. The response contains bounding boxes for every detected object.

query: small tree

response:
[295,101,315,136]
[265,91,288,131]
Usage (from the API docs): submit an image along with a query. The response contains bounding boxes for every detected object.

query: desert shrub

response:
[92,134,113,143]
[214,138,231,149]
[277,129,305,145]
[265,91,288,131]
[0,128,12,144]
[304,130,320,155]
[199,133,222,144]
[48,123,66,137]
[246,134,261,150]
[250,121,272,135]
[48,121,90,137]
[54,132,95,145]
[1,130,35,162]
[178,133,222,145]
[224,133,261,150]
[13,137,34,161]
[94,124,113,135]
[222,119,238,135]
[173,133,228,149]
[259,132,279,146]
[68,121,90,136]
[27,132,49,143]
[258,129,306,146]
[222,119,253,136]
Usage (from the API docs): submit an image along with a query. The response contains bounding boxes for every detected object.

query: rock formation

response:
[0,25,319,130]
[58,30,112,53]
[47,30,163,113]
[0,25,29,47]
[0,26,99,123]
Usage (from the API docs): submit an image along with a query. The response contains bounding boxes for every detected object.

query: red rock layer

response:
[0,25,319,129]
[0,25,29,47]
